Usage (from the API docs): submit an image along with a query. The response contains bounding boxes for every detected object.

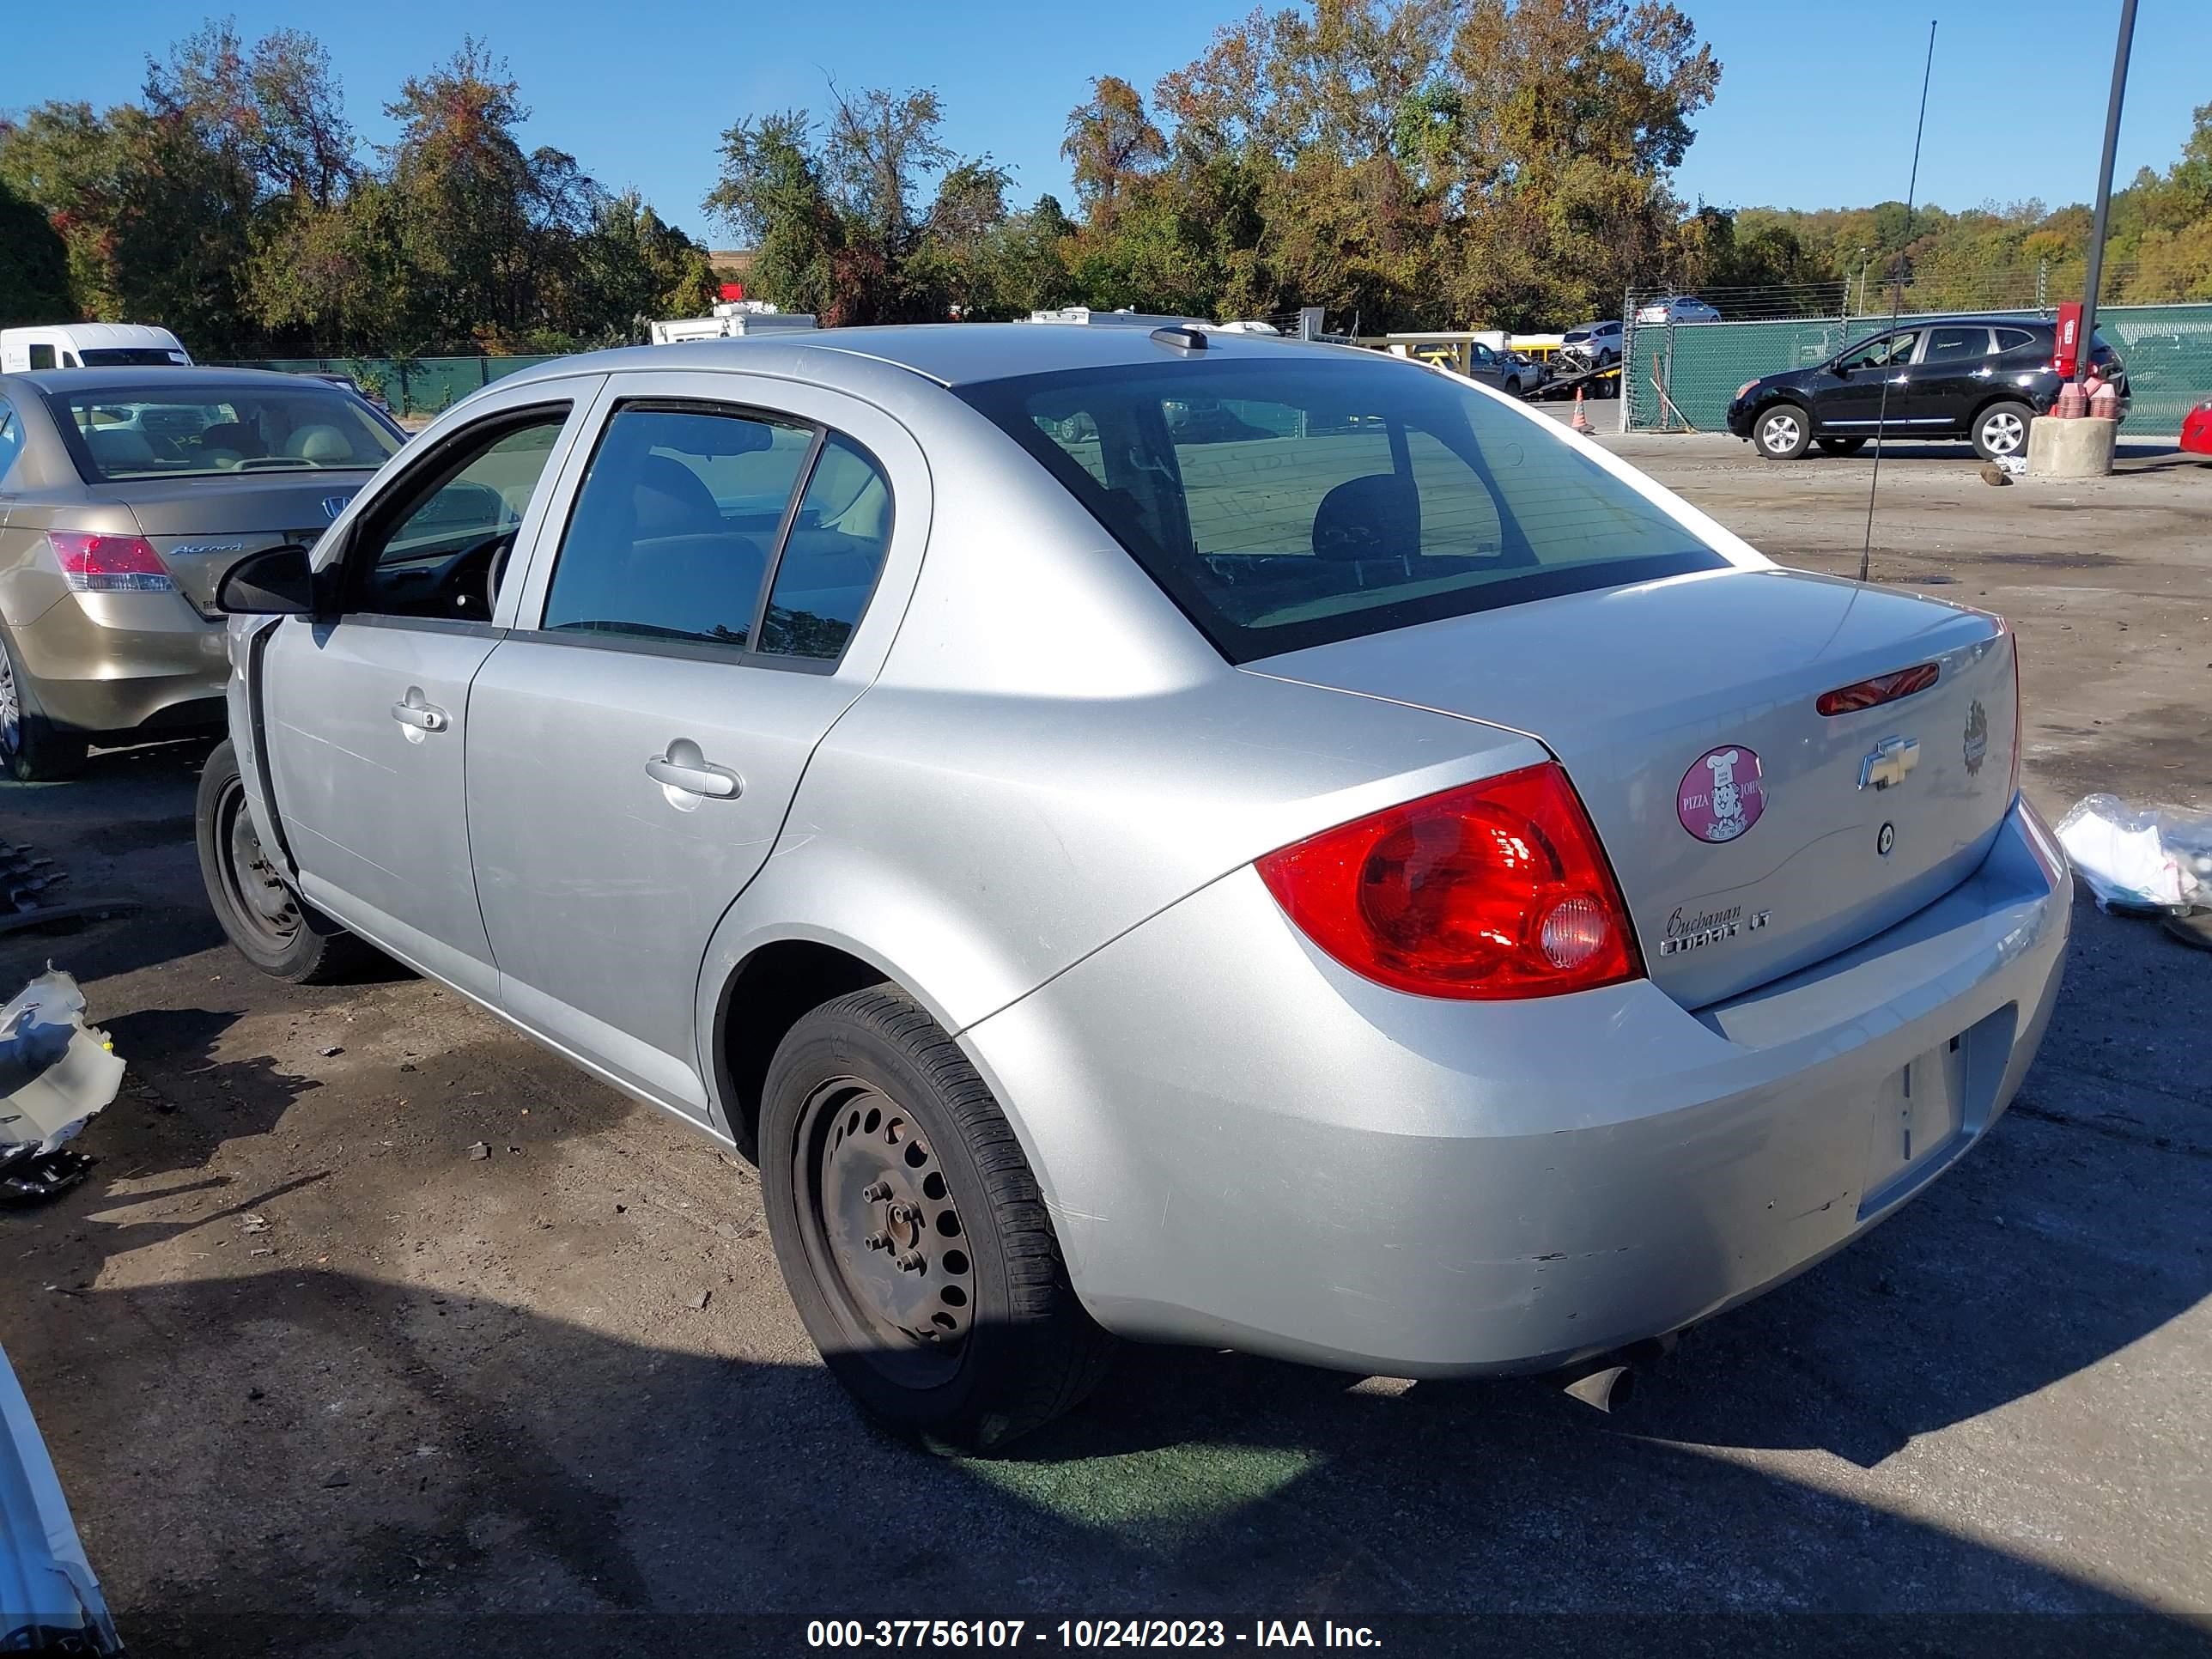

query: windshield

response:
[959,353,1725,661]
[56,384,400,482]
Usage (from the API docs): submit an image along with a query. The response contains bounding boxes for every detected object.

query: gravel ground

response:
[3,432,2209,1656]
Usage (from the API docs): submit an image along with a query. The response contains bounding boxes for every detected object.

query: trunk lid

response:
[1246,566,2018,1008]
[103,472,376,615]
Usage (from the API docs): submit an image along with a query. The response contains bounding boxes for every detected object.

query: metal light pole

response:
[2076,0,2138,381]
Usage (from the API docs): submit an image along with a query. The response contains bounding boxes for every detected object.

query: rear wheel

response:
[1815,435,1868,457]
[1753,404,1813,460]
[0,634,88,783]
[196,739,374,982]
[1972,401,2033,461]
[762,986,1113,1453]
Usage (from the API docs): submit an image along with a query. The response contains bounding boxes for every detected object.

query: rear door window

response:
[541,405,814,650]
[757,434,893,661]
[26,345,55,371]
[1923,326,1996,362]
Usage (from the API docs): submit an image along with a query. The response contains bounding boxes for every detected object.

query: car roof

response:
[1,322,179,345]
[501,322,1362,394]
[0,365,343,396]
[1871,315,2052,331]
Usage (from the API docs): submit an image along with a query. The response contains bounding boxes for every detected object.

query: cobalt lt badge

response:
[1963,699,1989,776]
[1678,745,1765,843]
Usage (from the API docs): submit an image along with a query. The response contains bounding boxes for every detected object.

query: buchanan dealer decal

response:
[1659,902,1772,957]
[1677,745,1766,842]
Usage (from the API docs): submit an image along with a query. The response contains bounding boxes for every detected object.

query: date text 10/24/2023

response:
[805,1620,1383,1649]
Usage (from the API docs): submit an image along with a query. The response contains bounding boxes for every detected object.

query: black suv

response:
[1726,317,2128,461]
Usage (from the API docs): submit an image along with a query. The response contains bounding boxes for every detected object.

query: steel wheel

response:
[793,1077,976,1388]
[210,770,303,955]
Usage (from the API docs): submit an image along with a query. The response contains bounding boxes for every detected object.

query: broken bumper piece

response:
[0,971,124,1208]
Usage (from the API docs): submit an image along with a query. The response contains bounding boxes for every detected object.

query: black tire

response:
[761,986,1114,1453]
[1502,377,1522,398]
[1972,400,2033,461]
[0,632,88,783]
[1815,435,1869,457]
[196,739,374,982]
[1753,403,1814,460]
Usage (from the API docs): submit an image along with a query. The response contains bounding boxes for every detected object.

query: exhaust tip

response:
[1561,1363,1635,1413]
[1554,1334,1677,1413]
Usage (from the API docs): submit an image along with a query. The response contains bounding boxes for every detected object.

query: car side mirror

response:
[216,544,317,616]
[1828,361,1851,378]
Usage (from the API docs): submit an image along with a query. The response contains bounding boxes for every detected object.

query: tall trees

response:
[1,25,721,352]
[704,85,1025,323]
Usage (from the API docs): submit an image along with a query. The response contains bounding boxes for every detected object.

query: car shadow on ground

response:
[27,1264,2205,1658]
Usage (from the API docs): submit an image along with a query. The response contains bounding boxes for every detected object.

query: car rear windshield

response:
[959,353,1726,661]
[54,384,400,482]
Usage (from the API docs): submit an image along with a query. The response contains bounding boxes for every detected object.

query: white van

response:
[0,324,192,374]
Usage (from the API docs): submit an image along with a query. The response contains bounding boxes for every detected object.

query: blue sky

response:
[3,0,2201,246]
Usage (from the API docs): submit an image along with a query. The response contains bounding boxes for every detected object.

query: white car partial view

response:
[1635,296,1723,325]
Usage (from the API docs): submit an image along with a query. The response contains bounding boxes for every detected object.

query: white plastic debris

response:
[2054,794,2212,915]
[1996,453,2027,477]
[0,970,124,1157]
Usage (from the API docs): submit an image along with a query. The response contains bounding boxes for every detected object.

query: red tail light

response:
[51,532,173,593]
[1257,763,1642,1000]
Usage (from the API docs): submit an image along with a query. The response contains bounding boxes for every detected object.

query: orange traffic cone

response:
[1571,387,1594,434]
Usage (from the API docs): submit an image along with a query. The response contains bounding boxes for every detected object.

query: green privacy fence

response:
[1624,304,2212,436]
[216,355,565,418]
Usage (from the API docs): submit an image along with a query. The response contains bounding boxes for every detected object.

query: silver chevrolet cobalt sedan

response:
[198,323,2069,1449]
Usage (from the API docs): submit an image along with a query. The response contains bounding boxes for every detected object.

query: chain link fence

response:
[1621,287,2212,436]
[213,355,565,418]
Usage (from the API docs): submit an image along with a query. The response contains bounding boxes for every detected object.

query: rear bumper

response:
[9,589,228,738]
[963,798,2070,1376]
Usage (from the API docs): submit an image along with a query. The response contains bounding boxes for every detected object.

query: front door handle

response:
[646,749,740,799]
[390,694,449,732]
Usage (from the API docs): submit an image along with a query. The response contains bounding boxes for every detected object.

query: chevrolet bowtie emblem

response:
[1859,735,1920,791]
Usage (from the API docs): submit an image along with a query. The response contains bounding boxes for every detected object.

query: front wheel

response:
[1753,404,1813,460]
[1502,377,1522,398]
[762,987,1114,1453]
[196,739,374,982]
[1815,435,1868,457]
[0,634,87,783]
[1972,401,2033,460]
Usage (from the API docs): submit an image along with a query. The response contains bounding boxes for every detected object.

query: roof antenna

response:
[1859,19,1938,586]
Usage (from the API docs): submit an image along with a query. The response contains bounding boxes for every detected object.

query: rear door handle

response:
[390,696,448,732]
[646,751,740,799]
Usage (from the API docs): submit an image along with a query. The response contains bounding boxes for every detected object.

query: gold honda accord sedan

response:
[0,365,404,779]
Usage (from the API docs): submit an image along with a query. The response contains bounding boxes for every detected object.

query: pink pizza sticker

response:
[1678,745,1765,842]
